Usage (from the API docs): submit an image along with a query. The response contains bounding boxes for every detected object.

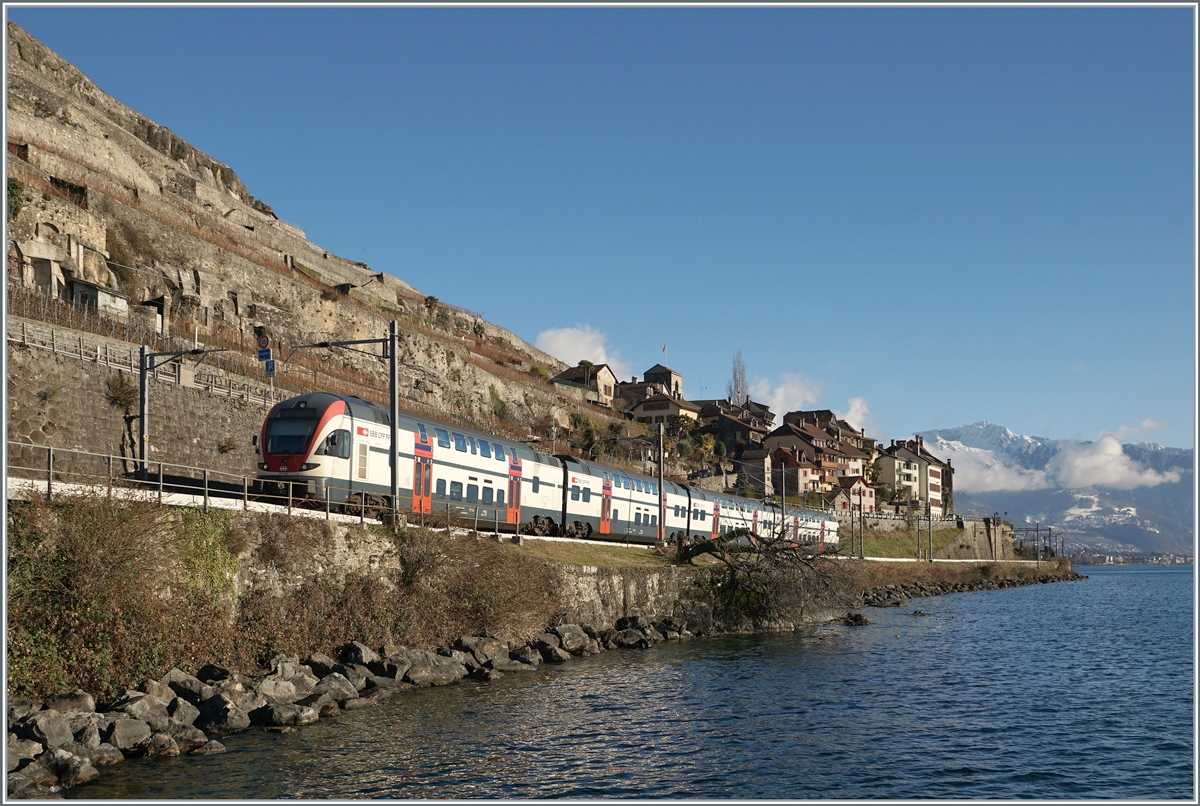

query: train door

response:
[412,429,433,514]
[506,450,523,526]
[599,474,612,535]
[711,502,720,541]
[791,514,800,548]
[752,509,759,537]
[819,520,826,552]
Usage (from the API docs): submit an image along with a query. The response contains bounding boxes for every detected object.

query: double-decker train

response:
[254,391,839,547]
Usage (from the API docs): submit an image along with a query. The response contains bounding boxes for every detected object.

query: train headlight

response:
[257,463,269,471]
[300,463,320,471]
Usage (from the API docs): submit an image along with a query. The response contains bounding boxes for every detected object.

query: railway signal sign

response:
[264,359,276,377]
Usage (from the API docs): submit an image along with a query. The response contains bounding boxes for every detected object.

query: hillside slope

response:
[6,22,627,444]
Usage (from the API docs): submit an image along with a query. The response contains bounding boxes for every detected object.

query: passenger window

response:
[494,443,506,461]
[453,433,467,452]
[418,423,428,442]
[509,447,518,462]
[479,441,491,458]
[613,509,619,521]
[482,487,493,504]
[635,480,642,492]
[450,482,463,500]
[496,489,505,505]
[582,488,591,503]
[635,512,642,525]
[623,477,631,489]
[467,484,479,503]
[571,485,580,501]
[469,437,477,454]
[436,479,446,499]
[532,477,540,493]
[651,515,657,527]
[436,428,450,448]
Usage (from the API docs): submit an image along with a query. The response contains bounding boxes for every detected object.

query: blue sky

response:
[8,6,1195,449]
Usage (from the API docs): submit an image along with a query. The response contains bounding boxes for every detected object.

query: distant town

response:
[551,359,954,518]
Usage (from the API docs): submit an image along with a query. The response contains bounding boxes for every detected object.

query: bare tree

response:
[678,528,858,627]
[726,349,748,406]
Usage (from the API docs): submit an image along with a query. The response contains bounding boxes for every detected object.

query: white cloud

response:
[1114,419,1168,441]
[933,440,1053,493]
[748,373,822,418]
[835,397,873,435]
[534,324,631,380]
[1047,434,1181,490]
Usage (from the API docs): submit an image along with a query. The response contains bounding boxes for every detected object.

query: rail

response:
[5,440,527,534]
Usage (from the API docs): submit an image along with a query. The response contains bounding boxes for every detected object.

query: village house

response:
[691,398,774,457]
[769,446,820,497]
[629,394,701,426]
[552,362,617,408]
[836,475,876,513]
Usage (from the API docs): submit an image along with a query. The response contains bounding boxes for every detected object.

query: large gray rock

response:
[485,656,537,673]
[456,636,510,665]
[296,691,333,711]
[142,731,180,757]
[255,678,297,703]
[191,739,226,755]
[368,657,412,680]
[139,679,175,700]
[610,628,651,649]
[304,652,339,678]
[396,650,468,686]
[20,710,73,747]
[163,719,208,752]
[161,668,215,705]
[331,663,369,691]
[73,721,101,750]
[339,641,380,667]
[248,703,319,727]
[7,697,42,725]
[193,695,251,735]
[288,671,320,699]
[42,688,95,714]
[119,693,171,731]
[45,746,100,787]
[7,752,58,795]
[167,697,200,726]
[268,654,303,680]
[510,646,542,667]
[8,737,44,770]
[552,624,590,654]
[101,717,152,751]
[308,673,358,705]
[67,741,124,766]
[539,644,572,663]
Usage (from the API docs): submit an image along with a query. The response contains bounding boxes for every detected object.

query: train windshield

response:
[265,408,319,455]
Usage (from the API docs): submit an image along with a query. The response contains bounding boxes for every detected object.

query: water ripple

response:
[70,565,1193,800]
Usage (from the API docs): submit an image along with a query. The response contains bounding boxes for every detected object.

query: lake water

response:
[70,564,1194,800]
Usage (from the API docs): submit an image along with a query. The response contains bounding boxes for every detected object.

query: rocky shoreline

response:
[859,570,1087,608]
[6,606,715,799]
[7,571,1085,798]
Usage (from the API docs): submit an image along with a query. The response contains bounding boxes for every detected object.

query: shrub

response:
[529,363,549,380]
[8,178,25,221]
[37,386,59,405]
[489,385,509,420]
[105,373,138,411]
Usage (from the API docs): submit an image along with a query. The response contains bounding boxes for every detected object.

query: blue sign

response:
[257,348,273,361]
[264,360,276,377]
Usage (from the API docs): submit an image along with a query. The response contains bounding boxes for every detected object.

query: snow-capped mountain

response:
[912,422,1194,555]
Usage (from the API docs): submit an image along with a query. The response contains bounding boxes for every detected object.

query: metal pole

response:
[657,422,665,546]
[203,469,209,512]
[389,320,399,517]
[1036,521,1040,569]
[289,482,294,517]
[138,345,148,479]
[46,447,53,501]
[158,461,163,504]
[243,476,249,510]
